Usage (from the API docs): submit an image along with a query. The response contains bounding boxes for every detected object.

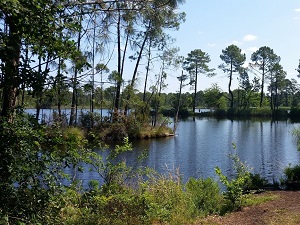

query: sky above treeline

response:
[146,0,300,93]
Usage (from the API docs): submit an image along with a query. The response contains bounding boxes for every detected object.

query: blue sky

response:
[157,0,300,93]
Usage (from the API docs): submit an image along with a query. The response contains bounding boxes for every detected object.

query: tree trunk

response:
[70,19,82,126]
[0,17,21,208]
[124,30,149,115]
[1,17,21,122]
[174,71,184,133]
[229,61,234,108]
[57,58,62,122]
[143,41,152,102]
[260,61,265,108]
[115,8,122,111]
[193,63,198,113]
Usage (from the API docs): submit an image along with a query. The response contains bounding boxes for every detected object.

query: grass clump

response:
[241,192,278,207]
[185,177,223,217]
[141,171,191,225]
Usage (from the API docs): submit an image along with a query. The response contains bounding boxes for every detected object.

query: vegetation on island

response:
[2,0,300,224]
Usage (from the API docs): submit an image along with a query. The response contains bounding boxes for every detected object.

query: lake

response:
[26,109,300,186]
[132,117,300,184]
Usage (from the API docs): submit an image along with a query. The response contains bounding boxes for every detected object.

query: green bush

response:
[125,115,141,138]
[141,172,191,225]
[250,107,272,117]
[283,164,300,190]
[293,127,300,150]
[246,173,268,190]
[79,111,101,128]
[284,164,300,181]
[215,148,251,211]
[185,177,222,216]
[290,107,300,119]
[0,113,106,224]
[103,123,128,141]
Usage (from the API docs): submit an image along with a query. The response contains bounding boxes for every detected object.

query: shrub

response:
[141,171,191,225]
[0,114,71,224]
[185,177,222,216]
[283,164,300,190]
[290,107,300,119]
[246,173,268,190]
[215,146,251,211]
[125,115,141,138]
[79,111,101,128]
[250,107,272,117]
[103,123,128,141]
[284,164,300,181]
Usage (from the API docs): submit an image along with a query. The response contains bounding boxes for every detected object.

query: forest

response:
[2,1,300,224]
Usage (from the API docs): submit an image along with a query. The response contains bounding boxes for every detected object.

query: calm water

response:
[132,117,300,184]
[25,109,300,185]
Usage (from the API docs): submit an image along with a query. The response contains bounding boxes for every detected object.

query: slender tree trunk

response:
[21,45,29,106]
[57,58,62,122]
[275,80,278,110]
[193,63,198,113]
[229,61,234,108]
[260,61,265,108]
[91,15,96,115]
[174,71,184,133]
[70,19,82,126]
[124,30,149,115]
[35,57,42,121]
[154,65,165,127]
[115,8,122,111]
[143,41,152,102]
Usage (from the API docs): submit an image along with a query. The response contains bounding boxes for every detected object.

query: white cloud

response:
[243,34,257,42]
[208,43,216,47]
[232,40,243,45]
[197,31,203,35]
[241,49,247,55]
[243,61,250,68]
[294,8,300,12]
[247,47,259,53]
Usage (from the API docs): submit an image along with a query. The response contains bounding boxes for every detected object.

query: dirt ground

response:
[200,190,300,225]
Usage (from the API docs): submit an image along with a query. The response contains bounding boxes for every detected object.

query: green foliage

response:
[203,84,225,109]
[124,114,142,139]
[55,186,147,225]
[0,113,151,224]
[141,171,191,225]
[284,164,300,181]
[241,193,278,207]
[283,164,300,190]
[0,113,89,224]
[290,108,300,119]
[293,127,300,151]
[247,107,270,117]
[215,146,251,210]
[78,111,102,128]
[185,177,222,216]
[272,108,289,118]
[214,107,274,118]
[103,122,128,141]
[246,173,268,190]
